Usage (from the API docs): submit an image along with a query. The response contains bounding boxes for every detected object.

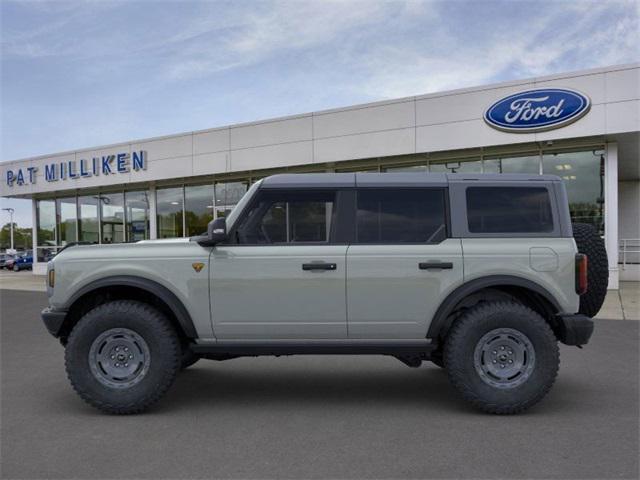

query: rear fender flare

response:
[427,275,561,340]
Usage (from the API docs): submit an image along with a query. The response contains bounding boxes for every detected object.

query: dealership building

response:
[1,63,638,286]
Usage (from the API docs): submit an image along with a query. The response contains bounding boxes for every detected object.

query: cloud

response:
[352,0,640,99]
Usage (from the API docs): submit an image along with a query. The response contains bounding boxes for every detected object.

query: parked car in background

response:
[0,253,16,269]
[10,251,33,271]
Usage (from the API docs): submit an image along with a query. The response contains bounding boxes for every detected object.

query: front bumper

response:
[41,307,68,337]
[556,313,594,346]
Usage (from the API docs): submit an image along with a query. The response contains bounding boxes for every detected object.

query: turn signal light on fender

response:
[48,269,55,288]
[575,254,588,295]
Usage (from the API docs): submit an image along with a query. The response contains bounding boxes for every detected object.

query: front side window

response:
[234,191,336,244]
[466,187,554,233]
[356,189,447,243]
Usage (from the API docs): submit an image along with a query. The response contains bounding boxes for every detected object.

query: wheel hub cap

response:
[88,328,150,389]
[474,328,535,389]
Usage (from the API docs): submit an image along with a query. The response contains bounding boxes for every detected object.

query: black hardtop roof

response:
[260,172,562,189]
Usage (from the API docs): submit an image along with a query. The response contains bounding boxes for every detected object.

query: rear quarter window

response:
[466,186,554,233]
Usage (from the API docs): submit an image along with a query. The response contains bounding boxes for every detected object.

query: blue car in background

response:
[9,252,33,271]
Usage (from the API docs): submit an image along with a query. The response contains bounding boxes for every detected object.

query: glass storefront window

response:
[335,166,380,173]
[56,197,77,246]
[125,191,150,242]
[543,150,604,233]
[214,181,248,218]
[430,159,482,173]
[157,187,184,238]
[185,184,214,237]
[483,155,541,174]
[36,200,56,247]
[100,193,125,243]
[78,195,100,243]
[384,164,428,173]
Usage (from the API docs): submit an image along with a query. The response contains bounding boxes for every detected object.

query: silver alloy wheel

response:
[473,328,536,389]
[88,328,151,389]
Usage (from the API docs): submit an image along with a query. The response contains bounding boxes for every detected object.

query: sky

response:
[1,0,639,228]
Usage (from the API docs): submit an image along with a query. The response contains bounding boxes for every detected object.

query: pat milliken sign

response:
[484,88,591,133]
[5,151,147,187]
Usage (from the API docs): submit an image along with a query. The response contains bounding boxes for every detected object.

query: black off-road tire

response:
[444,301,559,414]
[180,346,201,370]
[572,223,608,317]
[65,300,181,414]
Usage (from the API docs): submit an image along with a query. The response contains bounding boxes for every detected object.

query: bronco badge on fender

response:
[192,262,205,273]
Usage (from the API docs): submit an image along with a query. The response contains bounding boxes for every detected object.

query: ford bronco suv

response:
[42,173,607,415]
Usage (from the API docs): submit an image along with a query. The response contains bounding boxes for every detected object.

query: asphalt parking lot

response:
[1,289,638,479]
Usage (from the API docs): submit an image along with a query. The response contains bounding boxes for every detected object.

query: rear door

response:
[346,187,463,338]
[210,188,348,339]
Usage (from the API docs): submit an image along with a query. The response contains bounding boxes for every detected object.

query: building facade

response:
[1,63,639,287]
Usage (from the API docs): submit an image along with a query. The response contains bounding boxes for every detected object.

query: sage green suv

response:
[42,173,607,414]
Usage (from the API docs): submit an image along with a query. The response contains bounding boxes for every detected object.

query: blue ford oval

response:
[484,88,591,132]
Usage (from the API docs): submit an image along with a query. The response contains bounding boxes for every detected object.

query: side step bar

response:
[190,340,437,358]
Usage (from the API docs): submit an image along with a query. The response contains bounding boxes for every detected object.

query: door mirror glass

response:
[207,217,227,244]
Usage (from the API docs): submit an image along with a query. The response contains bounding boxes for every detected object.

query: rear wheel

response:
[65,300,181,414]
[13,264,19,272]
[444,301,559,414]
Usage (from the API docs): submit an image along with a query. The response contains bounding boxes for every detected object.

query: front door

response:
[210,188,347,339]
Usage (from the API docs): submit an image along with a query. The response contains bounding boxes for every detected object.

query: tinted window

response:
[466,187,554,233]
[235,191,336,244]
[356,189,447,243]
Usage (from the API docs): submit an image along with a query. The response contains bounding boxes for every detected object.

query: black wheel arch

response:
[427,275,562,341]
[59,275,197,341]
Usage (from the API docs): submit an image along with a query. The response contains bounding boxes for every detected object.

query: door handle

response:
[302,262,337,271]
[419,261,453,270]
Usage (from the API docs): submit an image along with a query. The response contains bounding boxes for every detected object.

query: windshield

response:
[225,179,262,230]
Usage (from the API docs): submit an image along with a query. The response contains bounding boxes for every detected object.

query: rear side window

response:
[356,189,447,243]
[466,187,554,233]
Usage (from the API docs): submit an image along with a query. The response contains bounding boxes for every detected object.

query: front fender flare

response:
[63,275,198,338]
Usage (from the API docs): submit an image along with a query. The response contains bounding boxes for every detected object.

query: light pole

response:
[2,207,15,251]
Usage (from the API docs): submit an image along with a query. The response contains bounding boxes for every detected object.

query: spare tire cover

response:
[572,223,608,317]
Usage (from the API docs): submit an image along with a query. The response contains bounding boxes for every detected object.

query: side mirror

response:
[207,217,228,244]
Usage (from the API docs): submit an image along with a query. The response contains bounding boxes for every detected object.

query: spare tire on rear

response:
[572,223,608,317]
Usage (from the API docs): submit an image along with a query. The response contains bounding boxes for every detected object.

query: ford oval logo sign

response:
[484,88,591,133]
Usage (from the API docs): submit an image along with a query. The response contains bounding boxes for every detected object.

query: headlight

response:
[48,269,55,288]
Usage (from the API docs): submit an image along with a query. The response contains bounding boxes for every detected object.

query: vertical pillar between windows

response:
[31,198,40,275]
[182,185,187,237]
[538,149,543,175]
[149,185,157,240]
[604,142,619,290]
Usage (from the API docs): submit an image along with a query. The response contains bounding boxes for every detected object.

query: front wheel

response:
[444,301,559,414]
[65,300,181,414]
